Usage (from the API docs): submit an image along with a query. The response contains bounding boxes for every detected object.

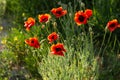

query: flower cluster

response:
[74,9,92,25]
[24,6,120,56]
[47,32,66,56]
[24,7,67,56]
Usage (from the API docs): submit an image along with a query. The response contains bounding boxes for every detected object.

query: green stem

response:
[112,35,117,51]
[102,32,112,56]
[98,30,107,56]
[58,18,65,42]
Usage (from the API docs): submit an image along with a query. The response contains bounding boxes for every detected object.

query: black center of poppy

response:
[51,36,55,39]
[56,10,62,15]
[42,17,48,22]
[56,48,61,51]
[31,40,34,43]
[78,15,85,22]
[109,23,116,28]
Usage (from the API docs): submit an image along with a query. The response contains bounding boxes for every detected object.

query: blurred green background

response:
[1,0,120,26]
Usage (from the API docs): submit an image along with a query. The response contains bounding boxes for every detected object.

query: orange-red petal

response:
[84,9,92,18]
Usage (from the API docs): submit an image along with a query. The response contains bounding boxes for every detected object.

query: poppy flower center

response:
[56,10,62,15]
[42,17,48,22]
[78,15,85,22]
[31,40,34,43]
[56,48,61,51]
[51,36,55,39]
[109,23,116,28]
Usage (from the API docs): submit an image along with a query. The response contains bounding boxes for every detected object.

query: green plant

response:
[38,34,99,80]
[0,50,16,80]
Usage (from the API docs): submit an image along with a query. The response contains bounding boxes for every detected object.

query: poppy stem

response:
[98,29,107,56]
[102,32,112,56]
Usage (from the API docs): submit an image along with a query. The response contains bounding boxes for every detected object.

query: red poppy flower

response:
[50,43,66,56]
[51,7,67,18]
[84,9,92,18]
[24,17,35,31]
[107,19,119,32]
[25,37,40,48]
[47,32,59,43]
[38,14,51,23]
[74,11,88,25]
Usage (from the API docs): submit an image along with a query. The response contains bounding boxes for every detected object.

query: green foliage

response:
[38,35,99,80]
[5,28,26,54]
[0,0,6,17]
[92,0,120,51]
[98,52,120,80]
[4,0,81,26]
[0,50,16,80]
[1,27,49,79]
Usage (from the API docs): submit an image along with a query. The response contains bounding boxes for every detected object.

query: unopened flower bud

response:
[53,22,57,28]
[42,24,45,29]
